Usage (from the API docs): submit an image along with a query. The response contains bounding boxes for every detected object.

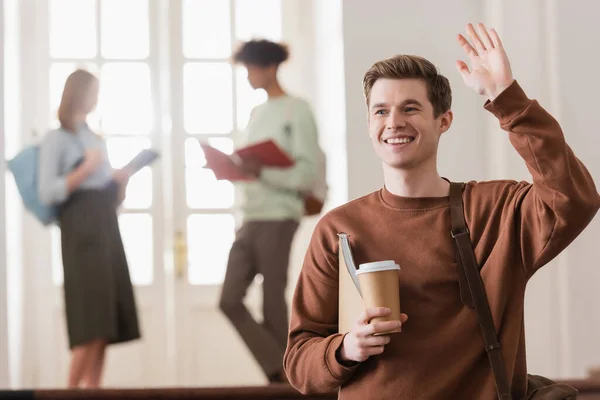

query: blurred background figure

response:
[38,69,141,388]
[218,39,321,384]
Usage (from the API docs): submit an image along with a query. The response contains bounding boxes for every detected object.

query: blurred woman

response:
[38,69,141,388]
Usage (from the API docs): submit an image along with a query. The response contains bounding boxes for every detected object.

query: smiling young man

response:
[283,24,600,399]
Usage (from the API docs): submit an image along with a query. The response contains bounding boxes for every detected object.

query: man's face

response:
[367,78,452,171]
[245,64,276,90]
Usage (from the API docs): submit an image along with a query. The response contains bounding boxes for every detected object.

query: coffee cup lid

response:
[356,260,400,274]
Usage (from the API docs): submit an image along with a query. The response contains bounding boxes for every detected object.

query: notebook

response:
[123,149,160,175]
[200,139,293,181]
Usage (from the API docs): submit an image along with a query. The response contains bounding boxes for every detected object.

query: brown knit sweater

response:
[283,82,600,399]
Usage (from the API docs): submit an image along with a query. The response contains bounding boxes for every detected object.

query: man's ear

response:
[438,110,453,135]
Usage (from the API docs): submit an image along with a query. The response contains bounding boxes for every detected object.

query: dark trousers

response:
[219,219,299,379]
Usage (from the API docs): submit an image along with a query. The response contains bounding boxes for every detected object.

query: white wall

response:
[311,0,348,209]
[342,0,487,198]
[339,0,600,378]
[551,0,600,377]
[283,0,348,299]
[4,0,28,388]
[0,0,10,388]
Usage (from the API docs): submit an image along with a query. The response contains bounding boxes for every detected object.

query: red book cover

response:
[200,142,254,181]
[233,139,294,168]
[200,139,294,182]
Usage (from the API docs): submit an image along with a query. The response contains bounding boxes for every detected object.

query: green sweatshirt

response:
[240,95,319,222]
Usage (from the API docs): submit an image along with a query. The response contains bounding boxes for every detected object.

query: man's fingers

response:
[399,313,409,323]
[489,28,504,49]
[466,23,486,53]
[360,320,402,337]
[456,60,469,72]
[456,60,471,85]
[367,346,385,357]
[477,23,494,49]
[360,334,391,347]
[457,34,478,59]
[358,307,391,324]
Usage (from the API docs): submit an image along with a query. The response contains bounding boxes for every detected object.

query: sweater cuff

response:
[483,80,532,125]
[325,333,360,381]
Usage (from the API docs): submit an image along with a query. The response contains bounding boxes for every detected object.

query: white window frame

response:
[24,0,284,290]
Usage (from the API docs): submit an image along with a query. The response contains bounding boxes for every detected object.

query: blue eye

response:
[375,110,387,115]
[404,107,417,112]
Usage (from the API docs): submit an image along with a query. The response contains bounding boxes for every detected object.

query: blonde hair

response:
[58,69,98,133]
[362,55,452,117]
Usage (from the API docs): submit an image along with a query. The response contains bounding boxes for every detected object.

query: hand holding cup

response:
[338,307,408,363]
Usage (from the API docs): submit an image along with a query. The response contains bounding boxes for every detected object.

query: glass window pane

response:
[98,63,153,135]
[101,0,149,59]
[185,138,234,208]
[186,169,234,209]
[49,0,97,58]
[185,137,233,168]
[187,214,235,285]
[105,137,153,209]
[234,0,282,42]
[183,0,231,59]
[236,66,267,131]
[49,63,98,127]
[183,62,232,134]
[119,214,153,285]
[105,137,152,167]
[122,168,152,209]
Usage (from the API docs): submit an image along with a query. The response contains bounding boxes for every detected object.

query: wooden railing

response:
[1,380,599,400]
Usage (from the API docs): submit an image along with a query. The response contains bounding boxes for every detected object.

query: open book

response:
[200,139,293,181]
[123,149,160,175]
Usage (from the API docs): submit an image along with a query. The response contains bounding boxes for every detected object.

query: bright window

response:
[47,0,283,286]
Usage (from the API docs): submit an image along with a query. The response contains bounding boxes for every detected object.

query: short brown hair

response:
[363,55,452,117]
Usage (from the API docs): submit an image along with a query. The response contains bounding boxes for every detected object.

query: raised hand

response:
[456,23,514,101]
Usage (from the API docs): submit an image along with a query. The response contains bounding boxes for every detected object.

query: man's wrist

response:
[485,80,514,102]
[335,335,359,367]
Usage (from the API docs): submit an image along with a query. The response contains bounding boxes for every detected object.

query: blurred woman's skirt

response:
[59,183,141,349]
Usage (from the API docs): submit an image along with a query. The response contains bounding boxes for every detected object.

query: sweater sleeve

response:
[484,81,600,277]
[258,101,319,192]
[283,217,360,394]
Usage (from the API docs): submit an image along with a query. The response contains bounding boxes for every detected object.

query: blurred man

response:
[219,39,321,384]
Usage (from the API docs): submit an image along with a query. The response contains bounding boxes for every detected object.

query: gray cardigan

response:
[38,124,113,205]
